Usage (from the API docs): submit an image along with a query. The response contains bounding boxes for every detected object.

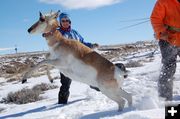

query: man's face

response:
[61,18,70,28]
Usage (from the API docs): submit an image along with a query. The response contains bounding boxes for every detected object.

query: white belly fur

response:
[49,45,61,59]
[55,54,98,87]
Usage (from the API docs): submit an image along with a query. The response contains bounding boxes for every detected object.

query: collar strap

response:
[42,29,57,37]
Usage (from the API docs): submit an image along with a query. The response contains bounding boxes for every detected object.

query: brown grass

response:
[125,60,143,68]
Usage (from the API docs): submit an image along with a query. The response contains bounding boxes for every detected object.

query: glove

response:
[91,43,99,49]
[159,31,168,41]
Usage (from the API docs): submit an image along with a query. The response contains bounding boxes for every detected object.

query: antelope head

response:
[28,10,60,34]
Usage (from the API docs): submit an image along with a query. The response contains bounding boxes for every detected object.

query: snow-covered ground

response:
[0,51,180,119]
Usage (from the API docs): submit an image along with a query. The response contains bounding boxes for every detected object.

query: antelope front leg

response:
[45,52,54,83]
[22,59,59,83]
[46,66,54,83]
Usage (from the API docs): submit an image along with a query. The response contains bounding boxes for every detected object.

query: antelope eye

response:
[39,17,45,22]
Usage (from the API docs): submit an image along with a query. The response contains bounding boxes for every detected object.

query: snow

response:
[0,52,180,119]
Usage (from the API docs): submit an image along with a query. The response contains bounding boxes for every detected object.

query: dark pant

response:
[158,40,180,100]
[58,73,72,104]
[60,73,72,93]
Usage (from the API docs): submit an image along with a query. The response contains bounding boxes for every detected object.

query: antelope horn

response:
[39,11,43,17]
[54,10,60,18]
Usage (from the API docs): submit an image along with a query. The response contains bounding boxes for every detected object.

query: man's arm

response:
[74,30,98,48]
[80,36,99,49]
[150,0,167,40]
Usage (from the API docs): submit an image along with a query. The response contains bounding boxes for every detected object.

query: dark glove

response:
[91,43,99,49]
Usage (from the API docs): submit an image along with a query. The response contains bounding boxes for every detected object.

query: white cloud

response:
[39,0,123,9]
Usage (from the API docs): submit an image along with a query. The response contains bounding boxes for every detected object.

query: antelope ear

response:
[39,11,43,17]
[57,10,60,14]
[54,10,60,18]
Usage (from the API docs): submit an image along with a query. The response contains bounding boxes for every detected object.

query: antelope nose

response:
[28,28,32,33]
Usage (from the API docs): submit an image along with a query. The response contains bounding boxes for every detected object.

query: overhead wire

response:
[119,18,150,22]
[118,20,150,31]
[118,17,157,58]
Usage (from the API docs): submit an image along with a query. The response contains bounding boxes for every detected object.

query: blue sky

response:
[0,0,157,54]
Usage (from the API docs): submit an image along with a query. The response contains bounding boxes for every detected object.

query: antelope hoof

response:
[50,79,53,83]
[22,79,27,84]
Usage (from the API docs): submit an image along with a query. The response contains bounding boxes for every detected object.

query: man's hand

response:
[159,31,168,41]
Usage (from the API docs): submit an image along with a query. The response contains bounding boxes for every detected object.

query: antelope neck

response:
[44,29,62,47]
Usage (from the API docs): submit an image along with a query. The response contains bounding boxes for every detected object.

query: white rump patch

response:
[114,66,124,87]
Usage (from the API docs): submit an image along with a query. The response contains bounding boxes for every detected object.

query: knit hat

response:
[59,13,71,23]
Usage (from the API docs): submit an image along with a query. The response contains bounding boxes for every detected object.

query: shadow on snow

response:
[0,98,87,119]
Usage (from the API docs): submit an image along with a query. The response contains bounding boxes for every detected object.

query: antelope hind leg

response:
[99,86,132,111]
[99,86,125,111]
[115,89,132,111]
[118,88,132,107]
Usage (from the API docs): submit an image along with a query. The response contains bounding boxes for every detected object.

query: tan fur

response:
[47,30,117,87]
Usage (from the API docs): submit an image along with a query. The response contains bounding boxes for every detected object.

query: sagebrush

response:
[0,83,58,104]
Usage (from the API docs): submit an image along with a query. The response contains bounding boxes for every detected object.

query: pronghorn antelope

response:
[23,10,132,111]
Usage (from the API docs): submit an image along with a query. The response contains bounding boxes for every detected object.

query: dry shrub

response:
[125,60,143,68]
[0,83,58,104]
[32,83,58,92]
[6,78,18,82]
[1,88,41,104]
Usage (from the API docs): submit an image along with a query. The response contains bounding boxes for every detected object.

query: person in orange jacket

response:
[151,0,180,100]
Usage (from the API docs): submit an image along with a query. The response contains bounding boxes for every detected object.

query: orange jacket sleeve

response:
[150,0,167,39]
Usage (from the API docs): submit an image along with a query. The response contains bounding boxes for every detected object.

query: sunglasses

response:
[61,20,69,23]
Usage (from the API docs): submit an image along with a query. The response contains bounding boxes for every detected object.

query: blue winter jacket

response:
[58,28,93,48]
